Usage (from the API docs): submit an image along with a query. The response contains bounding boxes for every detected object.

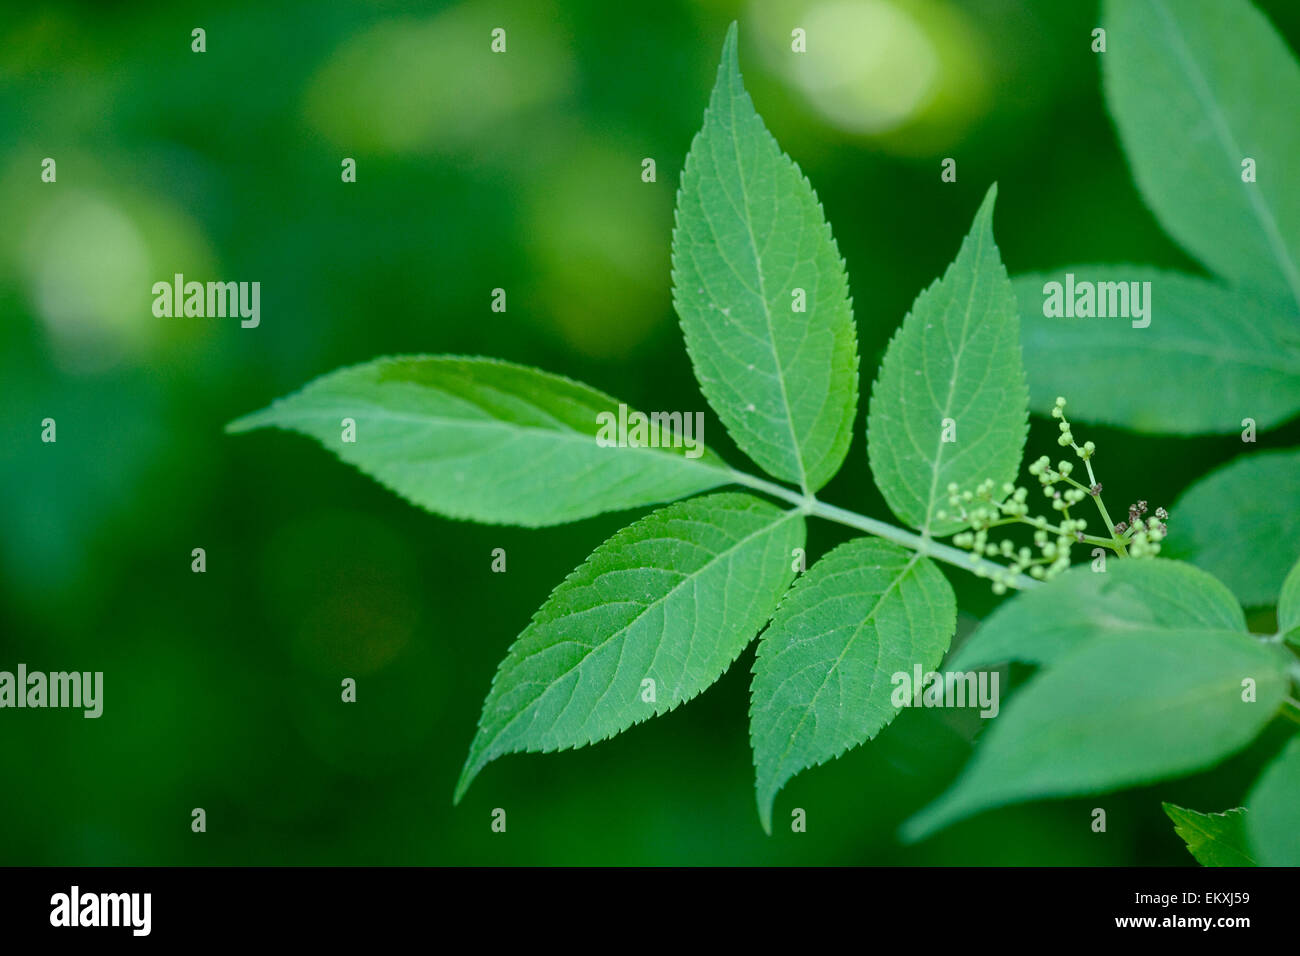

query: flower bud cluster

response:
[937,477,1081,594]
[936,396,1171,592]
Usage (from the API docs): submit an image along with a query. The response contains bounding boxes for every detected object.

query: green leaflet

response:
[749,538,955,832]
[867,185,1028,536]
[1103,0,1300,309]
[950,559,1244,671]
[1245,735,1300,866]
[1162,804,1257,867]
[1276,556,1300,637]
[227,355,733,527]
[455,492,804,801]
[1167,448,1300,608]
[902,628,1288,841]
[672,23,858,493]
[1014,268,1300,435]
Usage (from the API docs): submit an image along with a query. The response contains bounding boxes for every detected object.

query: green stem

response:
[967,507,1119,552]
[1037,469,1127,554]
[1078,454,1127,557]
[726,469,1041,590]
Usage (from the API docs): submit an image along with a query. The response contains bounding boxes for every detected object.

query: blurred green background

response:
[3,0,1299,865]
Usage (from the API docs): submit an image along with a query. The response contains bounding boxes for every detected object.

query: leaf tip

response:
[452,765,477,806]
[716,21,743,85]
[975,181,999,228]
[224,408,270,434]
[455,736,495,804]
[898,793,960,844]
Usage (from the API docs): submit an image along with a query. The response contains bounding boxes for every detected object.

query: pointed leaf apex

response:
[452,767,475,805]
[975,182,998,227]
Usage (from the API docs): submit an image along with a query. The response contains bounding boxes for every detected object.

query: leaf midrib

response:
[1145,0,1300,309]
[1024,309,1300,375]
[1171,809,1257,865]
[257,398,733,478]
[476,508,801,762]
[1011,655,1278,771]
[922,223,989,537]
[723,62,809,493]
[767,552,922,782]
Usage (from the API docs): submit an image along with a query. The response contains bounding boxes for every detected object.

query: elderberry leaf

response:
[1245,734,1300,866]
[672,23,858,493]
[227,356,733,527]
[867,185,1028,536]
[455,492,804,801]
[749,538,955,832]
[1277,556,1300,642]
[1103,0,1300,309]
[950,559,1244,671]
[902,627,1288,841]
[1014,268,1300,435]
[1166,448,1300,608]
[1162,804,1257,867]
